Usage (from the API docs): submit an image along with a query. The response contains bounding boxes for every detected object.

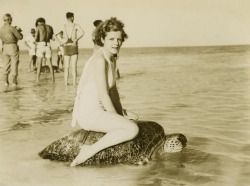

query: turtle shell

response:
[39,121,165,165]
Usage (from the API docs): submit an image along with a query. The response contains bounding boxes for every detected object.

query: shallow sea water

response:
[0,46,250,186]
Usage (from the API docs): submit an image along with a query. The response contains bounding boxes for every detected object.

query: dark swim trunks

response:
[63,45,78,56]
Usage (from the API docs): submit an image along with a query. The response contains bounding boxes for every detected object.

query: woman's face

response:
[102,31,123,55]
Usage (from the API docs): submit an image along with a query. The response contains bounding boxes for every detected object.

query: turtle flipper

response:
[39,129,90,162]
[130,153,150,165]
[136,157,149,165]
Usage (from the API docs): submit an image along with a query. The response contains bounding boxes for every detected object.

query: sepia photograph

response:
[0,0,249,185]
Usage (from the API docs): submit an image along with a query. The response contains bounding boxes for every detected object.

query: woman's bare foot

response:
[70,145,95,167]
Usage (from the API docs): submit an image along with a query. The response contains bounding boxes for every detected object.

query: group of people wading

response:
[0,12,84,86]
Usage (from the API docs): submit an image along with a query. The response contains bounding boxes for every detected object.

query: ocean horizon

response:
[15,43,250,51]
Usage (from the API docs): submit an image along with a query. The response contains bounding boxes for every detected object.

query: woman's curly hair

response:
[93,17,128,46]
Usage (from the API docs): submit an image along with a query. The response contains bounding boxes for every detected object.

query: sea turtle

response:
[39,121,187,166]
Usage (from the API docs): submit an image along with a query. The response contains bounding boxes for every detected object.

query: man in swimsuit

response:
[35,17,54,83]
[55,12,84,86]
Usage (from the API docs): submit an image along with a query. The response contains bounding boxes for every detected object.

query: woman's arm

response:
[109,59,123,115]
[94,58,117,114]
[24,39,30,49]
[109,85,123,116]
[54,31,66,46]
[74,24,84,43]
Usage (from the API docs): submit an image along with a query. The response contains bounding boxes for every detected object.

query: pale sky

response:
[0,0,250,49]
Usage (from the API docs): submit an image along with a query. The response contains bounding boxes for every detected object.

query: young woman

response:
[70,17,139,166]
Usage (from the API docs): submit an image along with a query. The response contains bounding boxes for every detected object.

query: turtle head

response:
[163,133,187,153]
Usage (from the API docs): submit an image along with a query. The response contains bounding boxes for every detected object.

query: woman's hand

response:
[123,109,139,121]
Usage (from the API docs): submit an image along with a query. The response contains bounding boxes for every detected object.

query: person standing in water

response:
[0,13,23,86]
[35,17,54,83]
[55,12,84,86]
[70,17,138,167]
[24,28,36,72]
[55,31,64,71]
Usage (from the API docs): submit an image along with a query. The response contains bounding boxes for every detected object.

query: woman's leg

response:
[35,57,43,83]
[29,56,32,72]
[64,55,70,85]
[71,111,139,166]
[60,55,64,70]
[70,54,78,85]
[47,58,55,82]
[56,55,60,68]
[32,55,37,71]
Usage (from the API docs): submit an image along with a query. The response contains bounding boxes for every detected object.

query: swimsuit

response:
[63,24,78,56]
[36,42,51,58]
[71,48,116,130]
